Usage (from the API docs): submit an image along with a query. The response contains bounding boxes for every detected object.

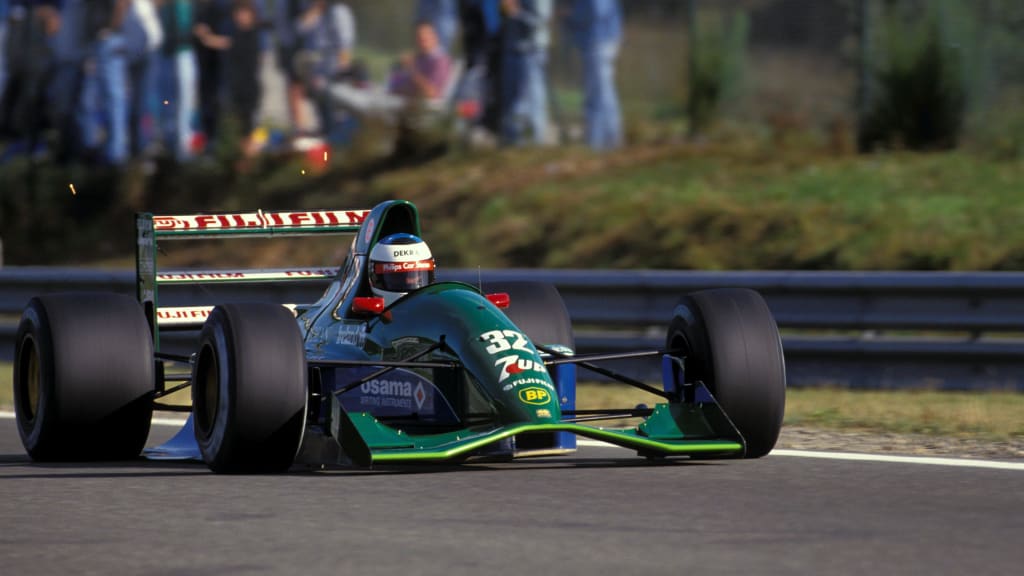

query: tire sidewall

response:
[193,308,236,469]
[13,303,55,458]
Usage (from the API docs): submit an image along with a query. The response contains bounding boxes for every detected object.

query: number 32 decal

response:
[480,330,530,354]
[479,330,547,384]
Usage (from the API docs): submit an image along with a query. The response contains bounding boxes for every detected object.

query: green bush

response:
[859,1,972,151]
[687,9,749,135]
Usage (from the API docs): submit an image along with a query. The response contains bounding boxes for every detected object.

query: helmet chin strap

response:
[371,286,406,307]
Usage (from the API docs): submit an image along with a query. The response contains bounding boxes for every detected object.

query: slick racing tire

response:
[192,303,306,473]
[13,293,155,461]
[489,281,574,351]
[666,288,786,458]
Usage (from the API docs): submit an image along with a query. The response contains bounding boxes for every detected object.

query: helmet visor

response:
[372,259,436,292]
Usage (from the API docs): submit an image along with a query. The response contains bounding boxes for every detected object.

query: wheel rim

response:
[196,346,219,437]
[18,336,40,422]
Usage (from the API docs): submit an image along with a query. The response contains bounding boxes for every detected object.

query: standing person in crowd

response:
[80,0,131,165]
[274,0,305,133]
[192,0,231,152]
[565,0,622,151]
[47,0,88,163]
[415,0,457,56]
[1,0,54,153]
[294,0,355,138]
[457,0,501,135]
[0,0,8,99]
[124,0,163,158]
[499,0,551,145]
[156,0,196,161]
[226,0,262,158]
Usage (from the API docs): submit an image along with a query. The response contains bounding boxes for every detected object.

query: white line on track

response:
[2,411,1020,471]
[575,438,1024,471]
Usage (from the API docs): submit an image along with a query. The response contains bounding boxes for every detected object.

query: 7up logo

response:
[480,330,549,383]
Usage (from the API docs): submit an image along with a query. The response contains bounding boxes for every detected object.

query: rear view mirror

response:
[352,297,385,315]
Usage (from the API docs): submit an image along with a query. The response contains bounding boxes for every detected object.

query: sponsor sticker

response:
[356,376,434,412]
[502,377,554,392]
[535,409,552,419]
[374,260,435,274]
[335,323,367,347]
[153,210,368,231]
[518,387,551,405]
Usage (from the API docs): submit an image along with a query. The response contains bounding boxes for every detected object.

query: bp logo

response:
[518,387,550,405]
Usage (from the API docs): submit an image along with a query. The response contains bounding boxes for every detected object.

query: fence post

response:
[856,0,874,152]
[686,0,698,138]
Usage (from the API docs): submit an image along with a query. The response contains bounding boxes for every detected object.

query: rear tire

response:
[13,294,155,461]
[666,288,786,458]
[489,281,574,350]
[192,303,307,473]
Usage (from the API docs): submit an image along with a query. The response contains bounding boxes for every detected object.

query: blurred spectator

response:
[0,0,8,96]
[156,0,196,161]
[294,0,356,138]
[80,0,131,165]
[388,21,451,100]
[193,0,231,150]
[457,0,501,134]
[226,0,261,157]
[565,0,621,151]
[1,0,53,148]
[415,0,457,56]
[48,0,89,163]
[124,0,163,158]
[274,0,306,132]
[499,0,551,145]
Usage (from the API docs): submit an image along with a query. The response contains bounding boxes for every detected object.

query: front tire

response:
[489,281,574,350]
[13,294,155,461]
[192,303,307,473]
[666,288,786,458]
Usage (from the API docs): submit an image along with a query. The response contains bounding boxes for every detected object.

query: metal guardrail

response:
[2,267,1024,390]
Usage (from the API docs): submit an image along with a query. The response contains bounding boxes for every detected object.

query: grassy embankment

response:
[4,144,1024,271]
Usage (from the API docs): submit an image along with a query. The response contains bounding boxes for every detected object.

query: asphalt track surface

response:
[1,416,1021,576]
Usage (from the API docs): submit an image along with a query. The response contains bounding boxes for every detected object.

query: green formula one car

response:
[12,200,786,472]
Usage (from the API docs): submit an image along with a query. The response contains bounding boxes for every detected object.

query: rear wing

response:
[136,209,369,346]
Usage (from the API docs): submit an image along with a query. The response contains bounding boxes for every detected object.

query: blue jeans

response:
[582,42,621,150]
[0,22,6,99]
[158,50,197,160]
[501,49,548,145]
[129,51,161,156]
[82,34,129,164]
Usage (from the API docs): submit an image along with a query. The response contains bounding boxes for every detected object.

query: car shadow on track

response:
[0,453,211,479]
[290,456,725,477]
[0,453,729,480]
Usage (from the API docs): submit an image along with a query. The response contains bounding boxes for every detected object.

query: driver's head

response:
[368,233,435,306]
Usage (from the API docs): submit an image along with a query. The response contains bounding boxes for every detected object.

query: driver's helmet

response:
[368,233,435,306]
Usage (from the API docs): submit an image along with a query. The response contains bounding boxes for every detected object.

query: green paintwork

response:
[362,282,561,424]
[338,402,743,465]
